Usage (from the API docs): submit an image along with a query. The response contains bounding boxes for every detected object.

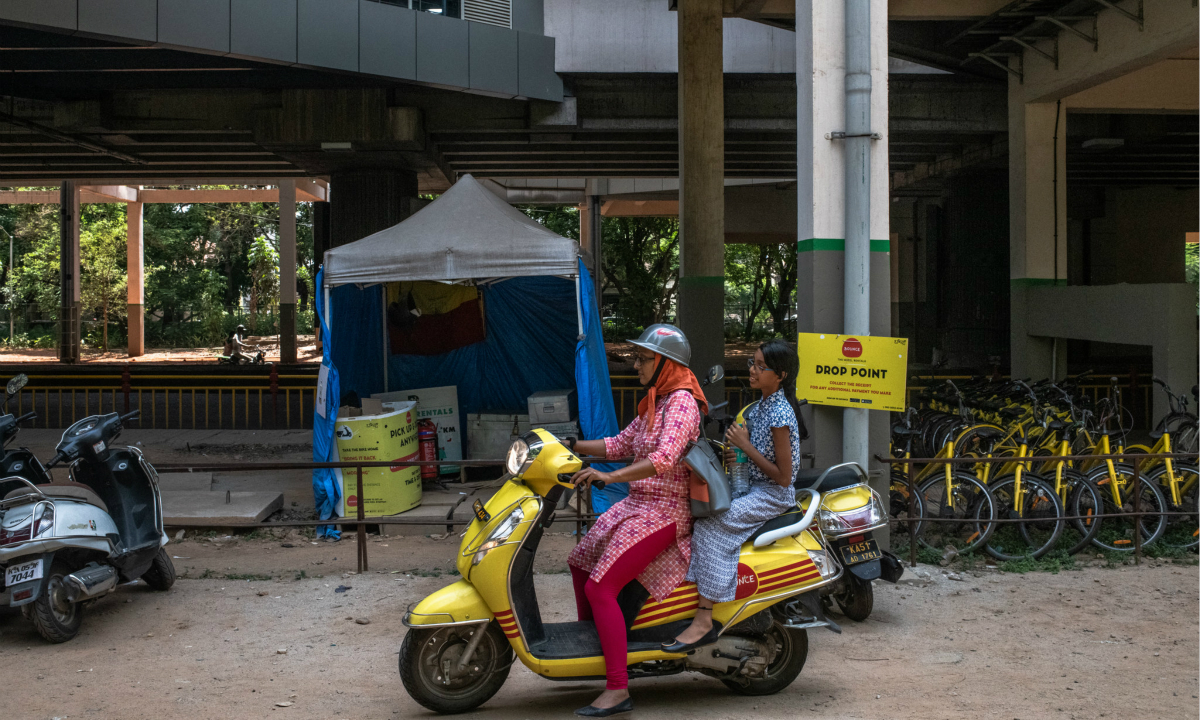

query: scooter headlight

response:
[472,505,526,566]
[505,439,529,475]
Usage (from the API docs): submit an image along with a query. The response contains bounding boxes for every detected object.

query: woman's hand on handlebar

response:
[571,467,611,489]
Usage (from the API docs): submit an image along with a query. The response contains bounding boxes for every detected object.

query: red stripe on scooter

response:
[633,598,700,624]
[757,570,820,593]
[639,591,699,612]
[758,560,813,580]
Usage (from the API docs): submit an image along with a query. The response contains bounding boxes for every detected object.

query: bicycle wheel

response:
[1087,463,1168,552]
[1063,470,1103,555]
[889,473,924,540]
[1152,464,1198,551]
[983,474,1064,561]
[916,472,996,555]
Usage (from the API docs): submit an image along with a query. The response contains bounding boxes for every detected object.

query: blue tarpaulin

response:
[312,268,342,539]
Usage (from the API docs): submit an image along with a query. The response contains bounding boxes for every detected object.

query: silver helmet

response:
[628,324,691,366]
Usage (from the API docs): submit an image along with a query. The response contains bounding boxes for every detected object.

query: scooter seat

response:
[4,482,108,513]
[747,506,804,545]
[795,466,862,492]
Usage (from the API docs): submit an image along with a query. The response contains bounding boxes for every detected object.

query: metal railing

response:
[879,451,1199,569]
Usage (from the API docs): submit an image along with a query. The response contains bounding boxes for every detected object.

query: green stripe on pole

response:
[677,275,724,287]
[797,238,891,253]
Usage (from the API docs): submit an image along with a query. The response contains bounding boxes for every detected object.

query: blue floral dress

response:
[685,389,801,602]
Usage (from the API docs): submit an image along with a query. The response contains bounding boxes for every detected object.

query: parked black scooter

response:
[0,374,51,487]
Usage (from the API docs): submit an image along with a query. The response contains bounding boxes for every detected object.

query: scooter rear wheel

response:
[141,547,176,591]
[400,621,513,714]
[31,561,83,643]
[720,619,808,696]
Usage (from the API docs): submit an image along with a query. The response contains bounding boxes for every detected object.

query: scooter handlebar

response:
[119,410,140,423]
[45,451,66,469]
[559,472,604,490]
[15,411,36,424]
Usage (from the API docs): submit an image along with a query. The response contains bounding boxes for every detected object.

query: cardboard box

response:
[334,401,421,516]
[527,389,578,424]
[373,386,461,475]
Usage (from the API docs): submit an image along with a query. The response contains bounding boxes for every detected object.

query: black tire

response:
[141,547,176,591]
[832,573,873,622]
[916,471,997,554]
[1062,471,1103,555]
[1153,463,1199,551]
[30,561,82,643]
[720,618,808,696]
[1087,463,1168,552]
[984,474,1064,561]
[399,621,512,714]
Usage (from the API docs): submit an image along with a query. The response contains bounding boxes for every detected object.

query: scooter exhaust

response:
[65,563,117,602]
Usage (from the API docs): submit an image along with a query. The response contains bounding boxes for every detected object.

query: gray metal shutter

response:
[464,0,511,28]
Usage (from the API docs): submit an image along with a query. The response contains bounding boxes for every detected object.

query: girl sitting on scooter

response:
[567,323,707,717]
[665,339,806,653]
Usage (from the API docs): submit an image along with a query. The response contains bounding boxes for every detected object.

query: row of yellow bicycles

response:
[890,374,1199,560]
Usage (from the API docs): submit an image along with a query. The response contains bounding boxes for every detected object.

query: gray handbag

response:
[684,419,732,518]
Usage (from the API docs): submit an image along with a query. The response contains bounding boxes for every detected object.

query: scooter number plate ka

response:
[839,538,882,565]
[5,558,42,586]
[472,499,490,523]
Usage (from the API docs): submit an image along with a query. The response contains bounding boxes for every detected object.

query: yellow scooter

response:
[399,428,847,713]
[733,401,903,623]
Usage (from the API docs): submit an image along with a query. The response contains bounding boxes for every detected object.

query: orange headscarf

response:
[638,356,710,432]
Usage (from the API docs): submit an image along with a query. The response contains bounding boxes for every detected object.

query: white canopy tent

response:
[320,174,582,392]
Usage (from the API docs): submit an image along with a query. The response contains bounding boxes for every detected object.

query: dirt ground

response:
[6,532,1197,720]
[0,335,322,365]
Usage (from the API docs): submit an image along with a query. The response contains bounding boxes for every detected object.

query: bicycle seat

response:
[747,506,804,545]
[1046,419,1068,431]
[1149,429,1164,439]
[974,427,1004,440]
[998,407,1024,418]
[3,482,108,513]
[795,466,863,492]
[892,427,917,436]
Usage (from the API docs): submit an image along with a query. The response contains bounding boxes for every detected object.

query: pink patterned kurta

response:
[567,389,701,602]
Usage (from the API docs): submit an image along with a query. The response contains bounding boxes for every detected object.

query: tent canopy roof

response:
[322,174,579,286]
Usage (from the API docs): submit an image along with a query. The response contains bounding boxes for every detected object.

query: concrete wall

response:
[0,0,562,101]
[1083,186,1198,285]
[545,0,796,74]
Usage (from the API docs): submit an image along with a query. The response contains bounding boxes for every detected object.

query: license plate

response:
[5,558,43,587]
[839,538,882,565]
[472,500,491,523]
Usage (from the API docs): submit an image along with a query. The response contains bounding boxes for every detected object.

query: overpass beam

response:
[676,0,725,407]
[127,201,145,358]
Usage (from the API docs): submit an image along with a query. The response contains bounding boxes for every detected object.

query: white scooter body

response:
[0,411,174,643]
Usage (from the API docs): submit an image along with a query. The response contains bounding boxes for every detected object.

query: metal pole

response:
[1132,456,1141,566]
[907,456,917,567]
[6,228,12,345]
[356,464,367,572]
[842,0,872,470]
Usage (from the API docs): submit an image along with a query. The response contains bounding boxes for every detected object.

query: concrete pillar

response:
[313,200,330,349]
[1009,97,1068,381]
[58,181,80,363]
[328,170,419,248]
[794,0,891,524]
[278,179,297,364]
[676,0,725,408]
[126,201,144,358]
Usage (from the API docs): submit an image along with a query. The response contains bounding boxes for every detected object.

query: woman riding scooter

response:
[567,324,707,717]
[667,339,807,652]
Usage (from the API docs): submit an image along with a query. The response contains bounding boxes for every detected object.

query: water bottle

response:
[730,446,750,499]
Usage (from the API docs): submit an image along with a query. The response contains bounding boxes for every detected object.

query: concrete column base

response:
[280,302,297,364]
[127,304,144,357]
[676,275,725,413]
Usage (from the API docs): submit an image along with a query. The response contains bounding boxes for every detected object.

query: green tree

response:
[600,217,679,327]
[247,234,279,332]
[80,210,128,350]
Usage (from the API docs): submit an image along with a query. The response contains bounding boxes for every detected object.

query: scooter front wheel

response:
[31,561,83,643]
[720,618,808,696]
[399,621,513,714]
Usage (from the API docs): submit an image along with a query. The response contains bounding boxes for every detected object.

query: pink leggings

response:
[569,524,677,690]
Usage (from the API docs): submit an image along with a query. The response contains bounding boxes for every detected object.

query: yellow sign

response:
[335,404,422,516]
[795,333,908,412]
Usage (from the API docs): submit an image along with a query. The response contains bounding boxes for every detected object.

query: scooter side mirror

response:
[6,374,27,396]
[706,365,725,385]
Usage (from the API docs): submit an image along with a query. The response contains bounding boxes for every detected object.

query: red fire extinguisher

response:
[417,419,439,480]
